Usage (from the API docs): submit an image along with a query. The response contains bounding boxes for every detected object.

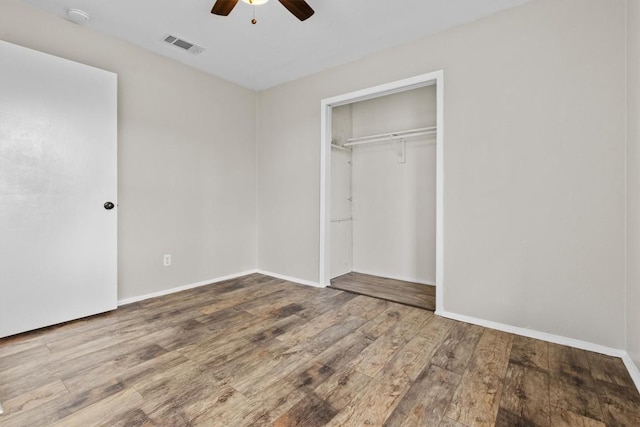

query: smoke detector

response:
[66,8,91,24]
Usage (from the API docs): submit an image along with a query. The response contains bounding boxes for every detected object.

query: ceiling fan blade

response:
[211,0,239,16]
[279,0,315,21]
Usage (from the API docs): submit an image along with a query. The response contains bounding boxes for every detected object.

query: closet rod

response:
[344,126,436,147]
[344,129,436,147]
[346,126,436,143]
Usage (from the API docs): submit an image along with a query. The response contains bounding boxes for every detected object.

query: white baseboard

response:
[117,270,258,306]
[622,352,640,393]
[436,309,626,358]
[256,270,325,288]
[350,269,435,286]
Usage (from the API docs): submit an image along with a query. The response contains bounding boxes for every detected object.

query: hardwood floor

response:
[0,273,638,426]
[331,272,436,311]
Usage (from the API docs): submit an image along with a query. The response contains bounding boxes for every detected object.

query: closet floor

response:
[330,272,435,311]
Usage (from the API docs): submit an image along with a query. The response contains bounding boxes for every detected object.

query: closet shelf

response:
[344,126,436,147]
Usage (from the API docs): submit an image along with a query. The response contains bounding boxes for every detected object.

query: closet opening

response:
[319,71,444,313]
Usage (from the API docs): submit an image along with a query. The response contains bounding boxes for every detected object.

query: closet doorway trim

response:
[319,70,445,314]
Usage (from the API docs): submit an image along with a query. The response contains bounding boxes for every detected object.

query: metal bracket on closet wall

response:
[396,139,406,163]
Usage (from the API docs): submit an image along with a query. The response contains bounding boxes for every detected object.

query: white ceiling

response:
[23,0,531,90]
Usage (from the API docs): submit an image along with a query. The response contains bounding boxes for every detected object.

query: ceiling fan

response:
[211,0,315,24]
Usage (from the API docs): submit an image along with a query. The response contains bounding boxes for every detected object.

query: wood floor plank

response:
[193,306,256,329]
[228,380,307,426]
[549,376,605,422]
[310,330,373,372]
[594,379,640,426]
[509,335,549,372]
[62,344,168,393]
[330,272,435,310]
[51,388,145,427]
[294,291,358,321]
[430,321,485,375]
[44,293,212,354]
[338,294,393,321]
[144,381,239,426]
[276,304,352,345]
[288,316,367,357]
[231,349,314,399]
[1,325,181,401]
[2,273,640,426]
[0,344,52,373]
[139,274,267,313]
[445,329,513,427]
[494,408,528,426]
[188,385,249,427]
[351,307,426,377]
[177,314,267,361]
[314,365,373,411]
[44,316,179,358]
[176,314,300,366]
[327,323,441,426]
[586,352,637,389]
[208,338,294,383]
[116,351,191,390]
[273,391,337,427]
[141,289,240,324]
[1,379,125,427]
[549,342,590,371]
[101,408,156,427]
[0,336,50,359]
[384,364,461,427]
[392,305,433,342]
[324,366,411,426]
[198,280,293,315]
[391,335,440,382]
[236,288,311,317]
[1,380,69,414]
[417,313,455,343]
[497,363,551,426]
[552,361,597,390]
[550,408,607,427]
[357,305,407,340]
[5,304,142,356]
[294,362,336,390]
[438,417,469,427]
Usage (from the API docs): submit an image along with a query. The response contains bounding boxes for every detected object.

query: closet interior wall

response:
[330,105,354,279]
[330,86,437,284]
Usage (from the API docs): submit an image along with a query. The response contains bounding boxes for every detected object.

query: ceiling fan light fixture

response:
[211,0,313,21]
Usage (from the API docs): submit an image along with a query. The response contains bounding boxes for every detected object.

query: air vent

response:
[162,34,205,55]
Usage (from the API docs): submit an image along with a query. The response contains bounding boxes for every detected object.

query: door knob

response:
[104,202,115,210]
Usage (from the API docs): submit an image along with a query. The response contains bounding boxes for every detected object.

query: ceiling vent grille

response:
[162,34,205,55]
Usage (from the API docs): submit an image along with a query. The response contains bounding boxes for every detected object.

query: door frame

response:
[319,70,444,313]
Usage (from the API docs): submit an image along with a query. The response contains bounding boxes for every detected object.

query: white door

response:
[0,41,117,338]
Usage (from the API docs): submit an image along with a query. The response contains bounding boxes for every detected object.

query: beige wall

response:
[257,0,627,348]
[627,0,640,367]
[0,0,257,301]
